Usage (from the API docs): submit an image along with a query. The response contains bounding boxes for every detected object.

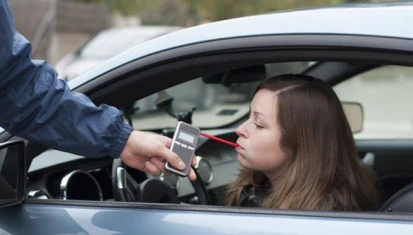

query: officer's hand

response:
[119,130,197,181]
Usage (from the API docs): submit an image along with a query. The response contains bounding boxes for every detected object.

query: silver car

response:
[1,2,413,234]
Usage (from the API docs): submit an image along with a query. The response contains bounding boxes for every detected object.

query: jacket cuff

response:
[109,123,133,158]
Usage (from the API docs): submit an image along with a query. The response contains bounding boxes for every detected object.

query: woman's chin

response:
[237,154,249,167]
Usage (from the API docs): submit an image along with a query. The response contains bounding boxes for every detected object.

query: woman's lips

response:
[235,145,248,160]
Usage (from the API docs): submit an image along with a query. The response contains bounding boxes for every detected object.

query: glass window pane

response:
[334,65,413,139]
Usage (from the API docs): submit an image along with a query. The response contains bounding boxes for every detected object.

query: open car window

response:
[124,62,310,130]
[126,78,255,130]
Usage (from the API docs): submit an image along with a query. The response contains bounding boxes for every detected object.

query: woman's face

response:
[235,89,289,176]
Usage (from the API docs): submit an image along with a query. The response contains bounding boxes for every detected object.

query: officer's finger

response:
[145,161,162,176]
[149,157,165,173]
[188,168,197,181]
[155,144,185,170]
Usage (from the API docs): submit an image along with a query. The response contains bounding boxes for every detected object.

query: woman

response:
[227,74,379,211]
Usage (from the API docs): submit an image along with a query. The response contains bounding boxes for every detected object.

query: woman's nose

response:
[236,121,249,138]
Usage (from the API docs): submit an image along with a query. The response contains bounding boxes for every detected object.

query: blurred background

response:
[8,0,392,80]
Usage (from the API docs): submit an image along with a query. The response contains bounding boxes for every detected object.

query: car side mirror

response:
[0,140,26,208]
[342,102,364,133]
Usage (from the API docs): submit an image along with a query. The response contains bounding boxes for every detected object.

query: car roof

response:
[69,2,413,89]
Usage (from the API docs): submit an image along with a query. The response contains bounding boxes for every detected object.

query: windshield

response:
[125,62,309,130]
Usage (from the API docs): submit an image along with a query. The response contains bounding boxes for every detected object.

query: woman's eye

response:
[254,123,264,129]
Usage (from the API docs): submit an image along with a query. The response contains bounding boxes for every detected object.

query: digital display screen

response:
[178,130,195,143]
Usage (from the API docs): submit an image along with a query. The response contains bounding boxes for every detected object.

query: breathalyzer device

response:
[165,121,200,177]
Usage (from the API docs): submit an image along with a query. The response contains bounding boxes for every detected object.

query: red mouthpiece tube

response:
[200,132,239,148]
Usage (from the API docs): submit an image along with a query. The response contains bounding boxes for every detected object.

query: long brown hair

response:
[227,74,379,211]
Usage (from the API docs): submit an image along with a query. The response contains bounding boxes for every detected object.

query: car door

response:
[2,33,413,234]
[2,201,413,235]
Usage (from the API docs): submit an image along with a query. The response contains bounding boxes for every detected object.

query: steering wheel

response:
[111,158,211,205]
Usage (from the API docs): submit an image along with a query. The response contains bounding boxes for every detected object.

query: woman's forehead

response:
[251,90,277,118]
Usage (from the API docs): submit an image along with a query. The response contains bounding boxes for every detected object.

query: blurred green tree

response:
[71,0,392,25]
[71,0,158,15]
[139,0,190,25]
[184,0,364,22]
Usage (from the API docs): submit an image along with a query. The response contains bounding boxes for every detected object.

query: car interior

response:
[22,59,413,214]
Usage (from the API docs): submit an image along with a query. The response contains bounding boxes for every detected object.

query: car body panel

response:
[1,202,413,235]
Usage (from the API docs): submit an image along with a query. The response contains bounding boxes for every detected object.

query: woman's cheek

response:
[254,141,276,162]
[252,138,272,153]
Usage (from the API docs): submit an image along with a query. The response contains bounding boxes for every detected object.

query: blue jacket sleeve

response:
[0,0,133,158]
